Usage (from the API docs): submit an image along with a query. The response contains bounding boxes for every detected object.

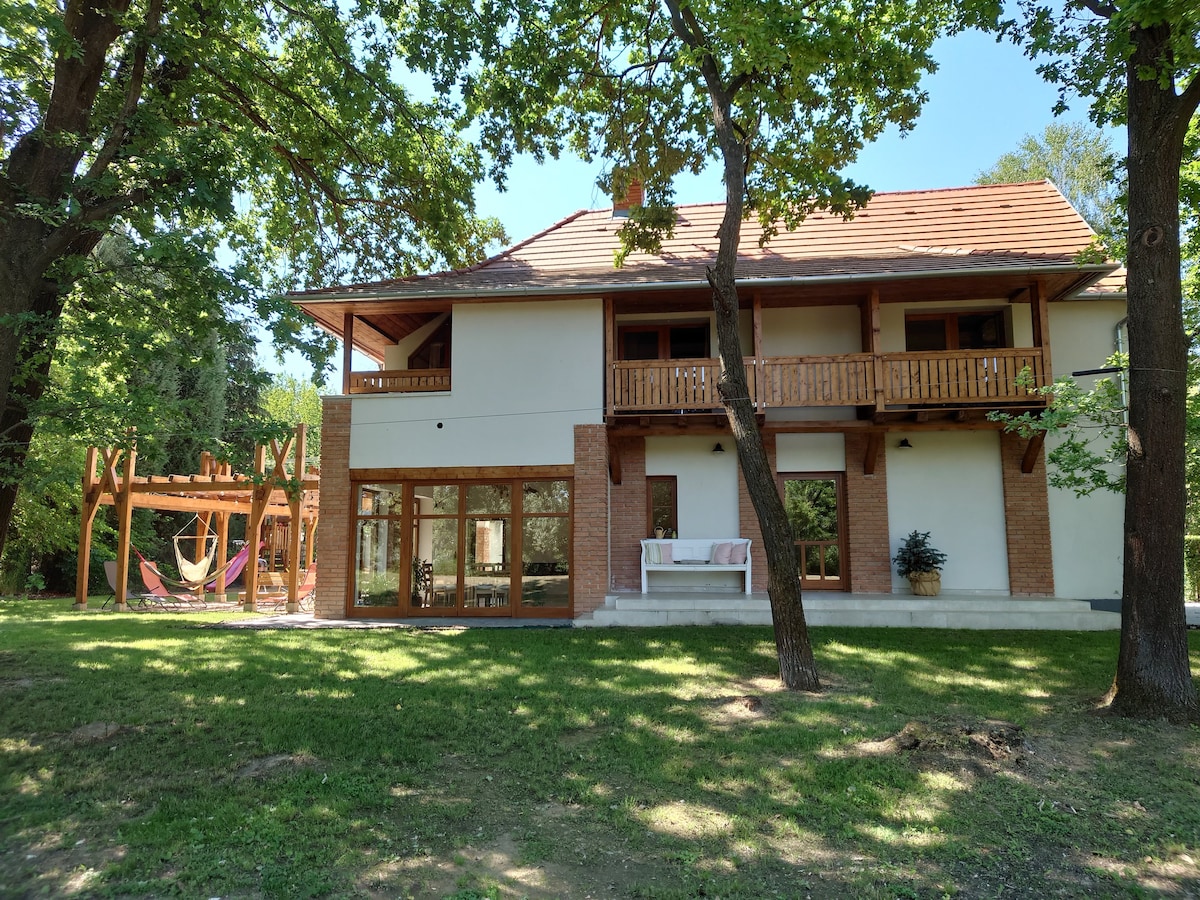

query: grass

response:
[2,596,1199,898]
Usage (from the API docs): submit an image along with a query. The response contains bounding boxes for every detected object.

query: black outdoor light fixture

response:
[898,438,913,449]
[712,442,726,454]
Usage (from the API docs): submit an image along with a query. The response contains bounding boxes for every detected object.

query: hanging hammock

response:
[174,516,218,583]
[132,544,248,592]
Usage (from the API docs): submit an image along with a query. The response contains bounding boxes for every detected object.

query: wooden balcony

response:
[348,368,450,394]
[608,348,1047,417]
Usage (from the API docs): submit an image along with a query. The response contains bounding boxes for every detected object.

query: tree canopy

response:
[975,121,1121,235]
[0,0,505,559]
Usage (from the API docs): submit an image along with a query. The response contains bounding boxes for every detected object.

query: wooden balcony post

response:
[604,297,615,416]
[341,313,355,395]
[866,289,886,415]
[1030,279,1052,382]
[752,293,764,409]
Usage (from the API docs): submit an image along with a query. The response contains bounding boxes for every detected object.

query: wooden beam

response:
[1021,431,1046,474]
[863,432,883,476]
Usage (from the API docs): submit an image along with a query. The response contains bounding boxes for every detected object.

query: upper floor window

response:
[904,310,1007,351]
[618,322,710,360]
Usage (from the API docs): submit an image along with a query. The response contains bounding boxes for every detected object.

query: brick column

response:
[844,432,892,593]
[1000,432,1055,596]
[608,437,647,591]
[314,397,351,618]
[573,425,610,618]
[737,433,775,592]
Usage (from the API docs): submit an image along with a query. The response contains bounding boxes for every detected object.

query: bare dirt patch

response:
[235,751,321,778]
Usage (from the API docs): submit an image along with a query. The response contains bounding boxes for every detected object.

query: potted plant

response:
[892,530,947,596]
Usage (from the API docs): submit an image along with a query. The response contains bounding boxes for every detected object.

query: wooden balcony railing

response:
[758,354,876,407]
[609,357,737,412]
[608,348,1046,414]
[348,368,451,394]
[879,348,1046,405]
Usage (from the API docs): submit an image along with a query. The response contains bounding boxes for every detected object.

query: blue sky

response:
[272,26,1113,385]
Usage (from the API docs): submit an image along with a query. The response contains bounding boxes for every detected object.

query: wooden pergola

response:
[75,425,319,613]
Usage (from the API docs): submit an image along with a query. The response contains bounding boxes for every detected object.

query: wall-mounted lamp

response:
[898,438,913,449]
[712,442,726,454]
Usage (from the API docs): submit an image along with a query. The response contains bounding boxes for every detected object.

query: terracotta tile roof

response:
[292,181,1119,302]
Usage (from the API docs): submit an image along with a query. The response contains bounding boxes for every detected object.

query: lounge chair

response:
[138,560,207,609]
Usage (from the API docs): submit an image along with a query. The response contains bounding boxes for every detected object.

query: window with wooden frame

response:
[904,310,1008,352]
[646,476,678,537]
[618,322,710,360]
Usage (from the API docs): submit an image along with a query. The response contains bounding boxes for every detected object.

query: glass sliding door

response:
[351,476,571,618]
[781,474,847,590]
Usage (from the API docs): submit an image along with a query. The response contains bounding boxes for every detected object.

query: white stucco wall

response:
[644,436,743,590]
[776,433,846,472]
[350,299,604,469]
[761,306,862,356]
[1044,299,1126,600]
[885,431,1010,593]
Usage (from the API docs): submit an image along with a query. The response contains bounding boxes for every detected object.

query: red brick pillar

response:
[1000,432,1055,596]
[573,425,610,617]
[737,434,775,592]
[315,397,351,618]
[609,437,647,591]
[844,432,893,593]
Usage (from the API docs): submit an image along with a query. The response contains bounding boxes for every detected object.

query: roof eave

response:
[291,261,1121,307]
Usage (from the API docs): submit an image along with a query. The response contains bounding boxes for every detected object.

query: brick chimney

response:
[612,179,644,218]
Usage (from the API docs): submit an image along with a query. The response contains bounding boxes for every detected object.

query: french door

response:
[779,474,847,590]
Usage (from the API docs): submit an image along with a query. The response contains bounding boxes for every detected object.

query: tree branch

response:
[84,0,164,182]
[1078,0,1115,17]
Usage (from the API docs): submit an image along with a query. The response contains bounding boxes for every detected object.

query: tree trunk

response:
[686,31,819,692]
[1106,23,1199,722]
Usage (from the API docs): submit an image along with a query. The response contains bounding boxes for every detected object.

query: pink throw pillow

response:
[712,542,733,565]
[659,542,673,564]
[730,542,747,565]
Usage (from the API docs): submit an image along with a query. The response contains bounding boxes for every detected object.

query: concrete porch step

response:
[579,591,1120,630]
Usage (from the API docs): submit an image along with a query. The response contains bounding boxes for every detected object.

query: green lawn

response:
[2,597,1198,899]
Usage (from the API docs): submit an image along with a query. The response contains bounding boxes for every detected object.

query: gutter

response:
[290,262,1119,305]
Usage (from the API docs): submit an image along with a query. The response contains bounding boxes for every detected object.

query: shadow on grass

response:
[1,597,1197,898]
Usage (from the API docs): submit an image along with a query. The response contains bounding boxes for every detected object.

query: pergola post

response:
[244,444,268,611]
[113,444,137,611]
[286,424,308,613]
[74,448,101,610]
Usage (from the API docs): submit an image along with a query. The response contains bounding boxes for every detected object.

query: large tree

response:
[976,121,1121,235]
[399,0,996,689]
[0,0,504,559]
[1008,0,1200,720]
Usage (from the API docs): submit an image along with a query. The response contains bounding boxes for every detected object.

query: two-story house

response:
[291,181,1126,624]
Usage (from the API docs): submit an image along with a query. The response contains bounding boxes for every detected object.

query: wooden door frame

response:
[777,471,850,591]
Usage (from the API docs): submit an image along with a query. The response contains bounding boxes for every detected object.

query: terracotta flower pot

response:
[908,571,941,596]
